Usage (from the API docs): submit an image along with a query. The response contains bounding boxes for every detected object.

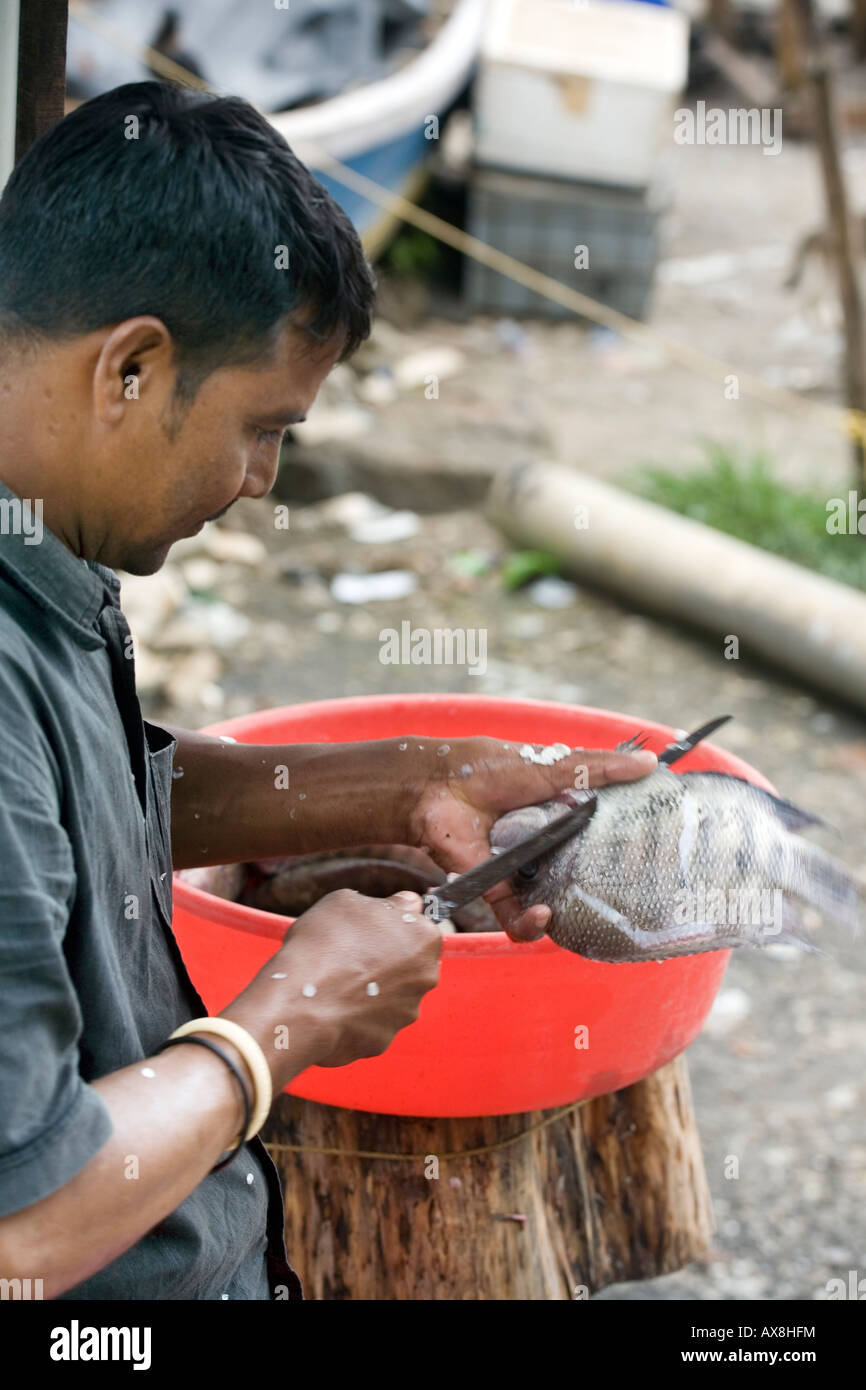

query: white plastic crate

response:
[474,0,690,189]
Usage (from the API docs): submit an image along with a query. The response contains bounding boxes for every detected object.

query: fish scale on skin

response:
[489,723,863,964]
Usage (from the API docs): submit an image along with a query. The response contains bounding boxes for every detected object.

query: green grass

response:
[382,228,442,276]
[626,445,866,592]
[500,550,563,590]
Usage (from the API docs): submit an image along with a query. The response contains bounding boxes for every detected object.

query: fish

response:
[182,845,498,932]
[178,861,245,901]
[489,719,863,963]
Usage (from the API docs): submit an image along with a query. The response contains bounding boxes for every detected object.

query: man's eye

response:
[254,427,284,445]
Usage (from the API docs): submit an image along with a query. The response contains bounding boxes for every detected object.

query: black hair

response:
[0,81,375,398]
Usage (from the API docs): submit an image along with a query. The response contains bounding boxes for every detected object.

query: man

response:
[0,82,656,1300]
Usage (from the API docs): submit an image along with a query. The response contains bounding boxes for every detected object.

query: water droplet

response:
[437,744,450,756]
[141,1067,156,1079]
[290,809,296,819]
[461,764,473,779]
[399,742,408,751]
[194,812,201,820]
[298,792,306,800]
[366,981,380,997]
[271,972,287,980]
[221,1293,229,1300]
[172,767,184,779]
[219,735,237,744]
[402,913,416,923]
[302,983,317,998]
[246,1172,255,1185]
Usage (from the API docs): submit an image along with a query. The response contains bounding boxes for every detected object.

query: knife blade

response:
[421,788,598,923]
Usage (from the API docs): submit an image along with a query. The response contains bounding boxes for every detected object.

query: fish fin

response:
[785,842,863,936]
[679,771,828,831]
[657,715,733,768]
[766,794,826,832]
[619,921,745,961]
[615,731,650,754]
[761,902,827,955]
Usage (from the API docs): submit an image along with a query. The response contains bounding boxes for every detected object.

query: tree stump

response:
[262,1053,713,1300]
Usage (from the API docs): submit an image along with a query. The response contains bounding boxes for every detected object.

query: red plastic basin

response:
[172,696,771,1116]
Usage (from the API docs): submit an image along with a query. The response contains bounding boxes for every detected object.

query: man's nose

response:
[240,450,280,500]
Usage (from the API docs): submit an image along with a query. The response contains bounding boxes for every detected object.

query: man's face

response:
[99,321,343,574]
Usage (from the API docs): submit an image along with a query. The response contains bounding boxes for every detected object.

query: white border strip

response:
[0,0,20,190]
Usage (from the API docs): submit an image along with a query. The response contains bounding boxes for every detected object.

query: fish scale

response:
[489,719,863,963]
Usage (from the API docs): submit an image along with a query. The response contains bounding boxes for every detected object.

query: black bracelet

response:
[158,1035,252,1172]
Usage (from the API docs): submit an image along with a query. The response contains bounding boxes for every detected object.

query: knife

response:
[421,788,598,923]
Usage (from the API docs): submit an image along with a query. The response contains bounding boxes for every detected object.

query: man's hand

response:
[222,888,444,1080]
[407,740,657,942]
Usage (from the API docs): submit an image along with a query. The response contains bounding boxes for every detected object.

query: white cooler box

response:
[474,0,690,189]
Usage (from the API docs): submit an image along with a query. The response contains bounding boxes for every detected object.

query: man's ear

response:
[92,317,174,426]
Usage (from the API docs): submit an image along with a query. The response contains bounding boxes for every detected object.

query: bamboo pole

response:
[488,463,866,712]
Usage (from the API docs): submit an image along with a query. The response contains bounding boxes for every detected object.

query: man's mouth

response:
[181,498,238,539]
[202,498,239,524]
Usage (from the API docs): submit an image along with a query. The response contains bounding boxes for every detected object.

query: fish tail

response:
[762,901,826,955]
[785,842,863,935]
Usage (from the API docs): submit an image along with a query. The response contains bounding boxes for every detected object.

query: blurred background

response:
[11,0,866,1299]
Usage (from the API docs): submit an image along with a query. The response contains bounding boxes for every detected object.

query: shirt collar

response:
[0,479,120,647]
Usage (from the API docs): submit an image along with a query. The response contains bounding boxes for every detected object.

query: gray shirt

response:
[0,480,301,1300]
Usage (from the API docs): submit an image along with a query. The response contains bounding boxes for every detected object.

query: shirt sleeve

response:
[0,674,113,1217]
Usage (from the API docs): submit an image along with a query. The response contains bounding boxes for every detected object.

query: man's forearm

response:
[167,728,429,869]
[0,1003,329,1298]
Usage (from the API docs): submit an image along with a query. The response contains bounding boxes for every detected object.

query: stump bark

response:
[262,1053,713,1300]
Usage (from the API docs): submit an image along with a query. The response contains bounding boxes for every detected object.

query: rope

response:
[67,1,866,448]
[263,1096,592,1162]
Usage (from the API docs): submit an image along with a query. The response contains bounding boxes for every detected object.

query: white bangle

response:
[168,1017,273,1141]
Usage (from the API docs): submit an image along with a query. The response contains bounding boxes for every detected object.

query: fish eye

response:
[517,860,539,881]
